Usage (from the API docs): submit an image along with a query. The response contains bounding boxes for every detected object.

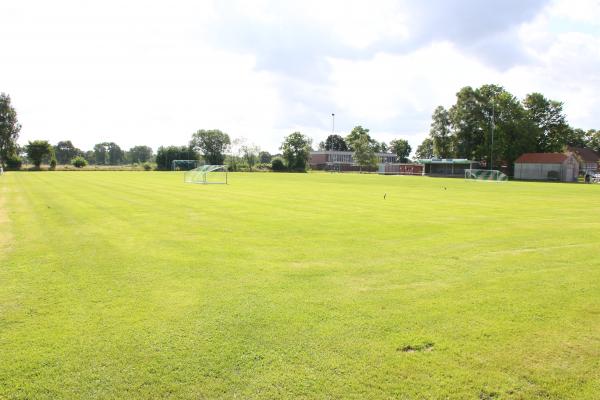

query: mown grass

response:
[1,171,600,399]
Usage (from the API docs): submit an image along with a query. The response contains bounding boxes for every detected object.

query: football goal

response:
[465,169,508,182]
[172,160,198,171]
[184,165,228,184]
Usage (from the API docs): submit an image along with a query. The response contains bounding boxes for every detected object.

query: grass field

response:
[1,171,600,399]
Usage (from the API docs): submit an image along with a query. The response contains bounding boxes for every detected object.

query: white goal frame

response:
[184,165,228,184]
[465,169,508,182]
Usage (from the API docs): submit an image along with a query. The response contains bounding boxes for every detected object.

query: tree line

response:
[1,92,413,172]
[414,84,600,172]
[5,87,595,173]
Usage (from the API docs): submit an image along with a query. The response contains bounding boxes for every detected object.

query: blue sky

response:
[1,0,599,154]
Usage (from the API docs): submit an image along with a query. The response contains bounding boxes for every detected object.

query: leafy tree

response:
[190,129,231,165]
[389,138,412,163]
[54,140,82,164]
[280,132,312,172]
[25,140,53,168]
[107,143,124,165]
[93,143,108,164]
[6,154,22,170]
[84,150,95,165]
[448,86,486,160]
[378,141,388,153]
[93,142,124,165]
[0,93,21,169]
[489,91,537,173]
[587,129,600,153]
[71,156,88,168]
[259,151,272,163]
[128,145,153,163]
[271,157,286,172]
[415,138,434,159]
[323,134,349,151]
[523,93,571,152]
[565,128,588,148]
[241,144,260,170]
[155,146,198,170]
[352,134,377,171]
[445,84,537,171]
[49,151,57,170]
[345,126,377,151]
[429,106,453,158]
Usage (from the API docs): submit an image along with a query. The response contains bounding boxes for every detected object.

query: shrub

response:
[50,156,57,170]
[71,156,88,168]
[271,157,286,172]
[254,162,272,171]
[143,162,152,171]
[5,154,22,170]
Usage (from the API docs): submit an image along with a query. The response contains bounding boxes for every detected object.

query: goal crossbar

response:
[465,169,508,182]
[184,165,228,184]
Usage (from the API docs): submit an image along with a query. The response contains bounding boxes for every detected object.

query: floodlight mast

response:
[490,101,495,171]
[331,113,335,135]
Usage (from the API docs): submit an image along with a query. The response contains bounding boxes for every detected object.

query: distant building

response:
[309,150,397,171]
[568,147,599,174]
[415,158,476,177]
[378,163,423,175]
[514,153,579,182]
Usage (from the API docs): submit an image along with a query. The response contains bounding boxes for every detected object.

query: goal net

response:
[184,165,228,184]
[465,169,508,182]
[172,160,198,171]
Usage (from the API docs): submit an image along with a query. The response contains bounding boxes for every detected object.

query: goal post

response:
[184,165,228,184]
[465,169,508,182]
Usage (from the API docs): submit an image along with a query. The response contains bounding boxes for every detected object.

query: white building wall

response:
[514,163,563,180]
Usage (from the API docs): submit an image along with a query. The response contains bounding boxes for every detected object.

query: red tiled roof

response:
[568,147,600,162]
[515,153,568,164]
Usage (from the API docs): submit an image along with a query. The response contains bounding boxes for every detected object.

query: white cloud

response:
[1,0,599,155]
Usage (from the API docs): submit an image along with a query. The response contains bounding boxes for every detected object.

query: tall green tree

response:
[84,150,95,165]
[128,145,153,163]
[155,146,198,170]
[448,86,485,160]
[0,93,21,168]
[587,129,600,153]
[190,129,231,165]
[353,134,377,171]
[345,126,377,151]
[565,128,588,148]
[93,143,108,165]
[280,132,312,172]
[488,91,537,173]
[523,93,571,152]
[389,138,412,162]
[241,143,260,170]
[429,106,453,158]
[107,143,124,165]
[25,140,52,168]
[323,134,349,151]
[415,138,434,159]
[54,140,82,164]
[258,151,272,163]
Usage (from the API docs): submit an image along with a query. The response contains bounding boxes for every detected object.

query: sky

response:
[1,0,600,154]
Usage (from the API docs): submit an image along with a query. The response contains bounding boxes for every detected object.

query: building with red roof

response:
[514,152,579,182]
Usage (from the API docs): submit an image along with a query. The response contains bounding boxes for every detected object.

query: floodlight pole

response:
[490,102,495,171]
[331,113,335,135]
